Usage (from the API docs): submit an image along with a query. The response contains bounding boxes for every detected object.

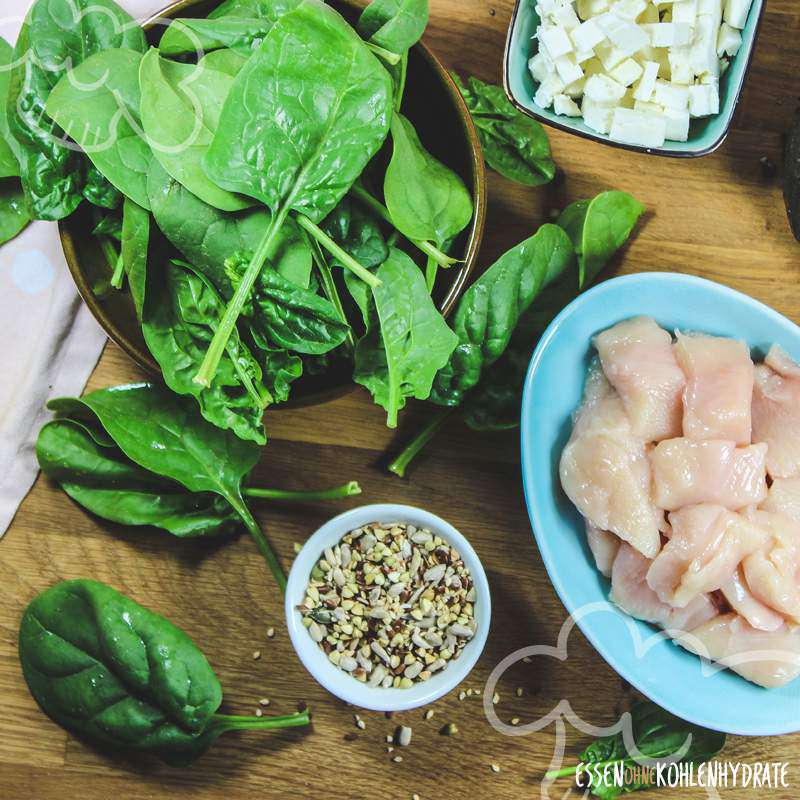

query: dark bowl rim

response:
[501,0,767,159]
[59,0,488,394]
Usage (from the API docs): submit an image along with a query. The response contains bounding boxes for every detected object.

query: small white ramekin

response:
[285,504,491,712]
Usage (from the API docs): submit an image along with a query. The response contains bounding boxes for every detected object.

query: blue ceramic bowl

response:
[504,0,766,157]
[520,272,800,735]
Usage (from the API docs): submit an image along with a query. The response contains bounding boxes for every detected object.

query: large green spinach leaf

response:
[558,190,645,287]
[452,73,556,187]
[19,580,310,765]
[0,179,31,245]
[7,0,146,220]
[45,48,152,210]
[0,38,19,178]
[355,248,457,427]
[121,197,149,319]
[384,112,473,247]
[140,49,251,212]
[430,223,574,406]
[197,0,393,385]
[358,0,429,54]
[143,259,269,444]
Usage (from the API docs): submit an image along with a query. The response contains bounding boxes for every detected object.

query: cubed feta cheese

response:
[634,99,664,113]
[633,60,660,100]
[668,45,695,83]
[554,54,585,84]
[663,106,691,140]
[645,22,693,46]
[609,57,644,86]
[697,0,722,13]
[584,73,629,103]
[583,57,607,77]
[582,96,616,133]
[653,78,689,109]
[609,106,667,146]
[554,94,583,116]
[671,0,698,24]
[717,21,742,56]
[723,0,753,28]
[690,15,721,77]
[595,39,629,69]
[571,18,606,52]
[563,76,588,96]
[614,0,648,19]
[534,73,567,108]
[529,52,555,83]
[553,4,582,30]
[539,24,574,59]
[577,0,611,19]
[688,81,719,116]
[596,13,649,55]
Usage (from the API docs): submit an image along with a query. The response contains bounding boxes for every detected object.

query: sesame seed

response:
[252,650,261,660]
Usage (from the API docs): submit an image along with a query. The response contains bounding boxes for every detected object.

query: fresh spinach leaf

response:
[140,49,252,213]
[160,17,274,57]
[143,259,269,444]
[7,0,146,220]
[452,73,556,187]
[45,48,153,210]
[0,37,20,178]
[558,190,646,287]
[209,0,301,19]
[384,112,473,246]
[19,580,311,765]
[93,213,122,241]
[197,0,393,385]
[255,345,303,404]
[430,223,574,406]
[322,198,389,270]
[83,164,123,210]
[121,197,150,320]
[354,248,457,427]
[0,178,31,245]
[358,0,429,54]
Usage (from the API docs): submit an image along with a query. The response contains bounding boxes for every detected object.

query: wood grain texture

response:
[2,0,799,797]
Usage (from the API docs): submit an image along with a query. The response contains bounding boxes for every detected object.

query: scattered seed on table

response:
[515,687,523,697]
[458,690,466,701]
[492,692,500,704]
[356,719,365,730]
[412,795,421,800]
[424,709,434,720]
[259,698,270,706]
[255,708,263,718]
[252,650,261,660]
[510,717,520,726]
[392,755,403,763]
[396,725,412,747]
[523,656,532,663]
[266,627,275,639]
[293,542,302,554]
[440,722,458,736]
[490,763,501,773]
[387,746,394,753]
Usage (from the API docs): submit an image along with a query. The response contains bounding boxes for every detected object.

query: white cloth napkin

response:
[0,0,165,536]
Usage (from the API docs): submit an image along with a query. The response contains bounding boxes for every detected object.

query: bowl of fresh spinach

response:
[57,0,487,409]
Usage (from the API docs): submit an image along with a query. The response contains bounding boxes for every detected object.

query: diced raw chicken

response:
[752,347,800,478]
[646,504,768,608]
[762,478,800,520]
[677,613,800,688]
[720,567,784,632]
[593,317,685,441]
[766,344,800,379]
[674,332,754,445]
[651,438,767,510]
[741,509,800,624]
[560,365,663,558]
[586,522,620,578]
[610,543,717,632]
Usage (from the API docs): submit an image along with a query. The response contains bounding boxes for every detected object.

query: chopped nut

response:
[392,755,403,763]
[423,709,434,720]
[492,691,500,704]
[396,725,412,747]
[259,698,270,706]
[252,650,261,660]
[266,627,275,639]
[510,717,520,726]
[515,687,523,698]
[440,722,458,736]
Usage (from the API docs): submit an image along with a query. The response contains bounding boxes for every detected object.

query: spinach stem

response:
[351,185,458,268]
[231,496,287,593]
[365,41,401,65]
[394,52,408,112]
[296,214,381,288]
[110,253,125,289]
[425,254,438,293]
[306,233,355,349]
[387,406,455,477]
[214,709,311,731]
[194,206,289,387]
[544,765,579,780]
[244,481,362,501]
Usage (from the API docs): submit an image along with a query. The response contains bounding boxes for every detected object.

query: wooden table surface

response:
[2,1,799,797]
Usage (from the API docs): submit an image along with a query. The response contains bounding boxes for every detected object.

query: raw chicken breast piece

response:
[720,567,784,632]
[766,344,800,379]
[752,347,800,479]
[586,522,620,578]
[646,504,768,608]
[651,438,767,510]
[610,544,717,632]
[761,478,800,520]
[560,366,663,559]
[742,509,800,624]
[594,317,685,441]
[674,332,754,444]
[677,613,800,688]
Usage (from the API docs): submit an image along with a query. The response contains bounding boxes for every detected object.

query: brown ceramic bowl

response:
[59,0,487,407]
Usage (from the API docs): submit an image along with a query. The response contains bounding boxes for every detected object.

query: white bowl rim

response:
[284,503,492,712]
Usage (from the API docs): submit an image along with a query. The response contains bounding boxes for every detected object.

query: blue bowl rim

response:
[520,271,800,736]
[502,0,768,159]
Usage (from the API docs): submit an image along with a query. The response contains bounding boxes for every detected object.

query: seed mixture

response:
[298,521,477,688]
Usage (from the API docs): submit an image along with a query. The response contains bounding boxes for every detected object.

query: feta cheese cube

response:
[534,73,567,108]
[539,24,573,59]
[668,45,695,83]
[554,94,583,116]
[554,54,585,84]
[582,57,607,77]
[575,47,597,63]
[697,0,722,13]
[529,52,555,83]
[609,106,667,146]
[638,4,660,23]
[553,4,582,31]
[614,0,648,18]
[634,99,664,113]
[595,39,629,69]
[633,60,660,100]
[691,15,721,77]
[609,57,644,86]
[688,81,719,116]
[571,18,606,52]
[582,96,616,133]
[724,0,753,29]
[653,78,689,109]
[599,14,650,55]
[584,73,629,103]
[663,106,691,140]
[563,76,588,96]
[717,21,742,56]
[671,0,698,24]
[645,22,693,46]
[577,0,611,19]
